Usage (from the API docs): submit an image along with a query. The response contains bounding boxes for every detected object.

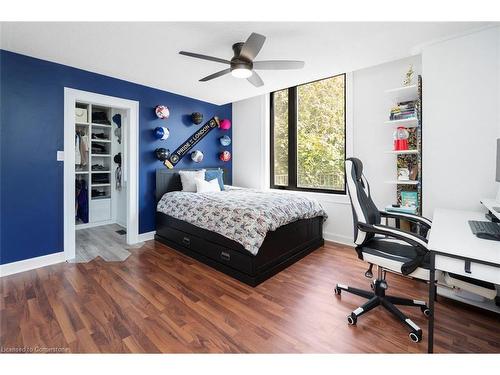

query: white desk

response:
[427,208,500,353]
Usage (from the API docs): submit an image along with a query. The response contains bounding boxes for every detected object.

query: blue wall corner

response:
[0,49,232,265]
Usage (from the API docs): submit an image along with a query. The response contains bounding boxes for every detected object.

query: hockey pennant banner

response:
[163,116,220,169]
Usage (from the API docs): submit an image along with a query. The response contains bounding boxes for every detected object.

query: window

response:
[270,73,346,194]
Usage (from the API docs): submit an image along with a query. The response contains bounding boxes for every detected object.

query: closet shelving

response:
[384,75,423,215]
[75,102,117,228]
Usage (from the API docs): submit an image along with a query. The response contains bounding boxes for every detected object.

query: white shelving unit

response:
[383,77,423,214]
[385,150,419,155]
[384,118,418,128]
[385,84,418,102]
[385,180,419,185]
[75,102,119,228]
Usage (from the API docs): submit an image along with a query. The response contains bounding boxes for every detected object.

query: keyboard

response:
[468,220,500,241]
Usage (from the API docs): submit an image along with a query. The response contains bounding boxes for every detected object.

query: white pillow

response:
[195,178,221,193]
[179,169,205,192]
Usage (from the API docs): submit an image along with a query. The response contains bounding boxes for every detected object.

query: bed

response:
[154,168,326,286]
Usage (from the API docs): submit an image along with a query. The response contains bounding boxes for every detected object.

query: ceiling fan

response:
[179,32,305,87]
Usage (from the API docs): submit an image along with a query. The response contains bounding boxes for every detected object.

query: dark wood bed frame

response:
[154,168,324,286]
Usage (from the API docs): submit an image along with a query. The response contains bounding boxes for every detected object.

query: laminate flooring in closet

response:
[74,224,143,263]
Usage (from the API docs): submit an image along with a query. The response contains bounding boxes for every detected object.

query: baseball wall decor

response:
[219,118,231,130]
[154,126,170,140]
[155,105,170,119]
[191,150,204,163]
[219,150,231,162]
[191,112,203,125]
[162,117,220,169]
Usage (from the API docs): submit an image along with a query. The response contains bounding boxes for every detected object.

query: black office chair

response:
[335,158,433,343]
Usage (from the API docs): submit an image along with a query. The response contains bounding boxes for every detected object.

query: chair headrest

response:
[346,157,363,180]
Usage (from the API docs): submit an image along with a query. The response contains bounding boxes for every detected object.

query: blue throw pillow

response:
[205,169,224,191]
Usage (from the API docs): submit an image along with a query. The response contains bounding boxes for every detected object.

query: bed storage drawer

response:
[157,225,254,275]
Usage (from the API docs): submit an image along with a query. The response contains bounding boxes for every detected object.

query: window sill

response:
[268,188,350,205]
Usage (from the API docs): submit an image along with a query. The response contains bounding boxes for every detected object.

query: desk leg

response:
[428,251,435,354]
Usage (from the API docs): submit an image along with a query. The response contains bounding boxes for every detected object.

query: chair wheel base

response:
[421,306,431,317]
[347,313,357,326]
[409,331,422,343]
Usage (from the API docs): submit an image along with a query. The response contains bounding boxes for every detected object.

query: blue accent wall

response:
[0,50,232,265]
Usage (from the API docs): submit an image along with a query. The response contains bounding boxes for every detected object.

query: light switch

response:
[57,151,64,161]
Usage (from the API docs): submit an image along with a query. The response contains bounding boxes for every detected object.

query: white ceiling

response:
[0,22,494,105]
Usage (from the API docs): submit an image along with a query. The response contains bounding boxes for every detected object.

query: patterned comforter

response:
[157,187,327,255]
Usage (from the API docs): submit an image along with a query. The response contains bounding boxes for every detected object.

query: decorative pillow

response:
[205,168,224,190]
[195,178,221,193]
[179,169,206,192]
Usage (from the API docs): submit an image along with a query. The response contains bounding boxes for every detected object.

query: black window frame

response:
[270,73,347,195]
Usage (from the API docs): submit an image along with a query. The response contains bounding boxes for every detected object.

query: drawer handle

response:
[182,237,191,246]
[220,251,230,261]
[464,260,471,274]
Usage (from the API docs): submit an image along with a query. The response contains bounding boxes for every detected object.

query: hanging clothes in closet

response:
[75,177,89,223]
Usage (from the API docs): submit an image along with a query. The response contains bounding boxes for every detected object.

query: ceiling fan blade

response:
[239,32,266,61]
[253,60,305,70]
[247,71,264,87]
[179,51,230,65]
[199,68,231,82]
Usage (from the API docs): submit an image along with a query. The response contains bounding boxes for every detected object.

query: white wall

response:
[232,95,269,189]
[422,26,500,217]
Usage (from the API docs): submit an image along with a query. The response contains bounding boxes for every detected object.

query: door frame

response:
[63,88,140,260]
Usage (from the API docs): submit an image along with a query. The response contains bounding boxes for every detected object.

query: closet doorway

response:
[64,89,139,262]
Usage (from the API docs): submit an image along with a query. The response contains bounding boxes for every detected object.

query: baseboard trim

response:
[137,230,156,242]
[0,252,65,278]
[323,231,354,247]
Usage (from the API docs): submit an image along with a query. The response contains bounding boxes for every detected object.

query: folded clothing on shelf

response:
[92,132,109,140]
[91,189,107,198]
[92,111,111,124]
[92,164,107,171]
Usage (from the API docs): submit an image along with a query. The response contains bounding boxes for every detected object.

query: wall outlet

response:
[57,151,64,161]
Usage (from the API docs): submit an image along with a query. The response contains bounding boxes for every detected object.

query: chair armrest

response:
[358,223,429,276]
[358,223,428,255]
[380,211,432,229]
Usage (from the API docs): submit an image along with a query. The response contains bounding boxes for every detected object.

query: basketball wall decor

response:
[219,118,231,130]
[191,112,203,125]
[155,105,170,119]
[162,117,220,169]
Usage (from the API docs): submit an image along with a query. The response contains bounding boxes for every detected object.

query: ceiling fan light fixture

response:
[231,67,252,79]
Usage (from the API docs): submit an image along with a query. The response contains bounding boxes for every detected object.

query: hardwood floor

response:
[1,240,499,353]
[74,224,143,263]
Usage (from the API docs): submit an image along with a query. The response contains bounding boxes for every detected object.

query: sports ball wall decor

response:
[155,105,170,119]
[162,117,220,169]
[191,150,204,163]
[191,112,203,125]
[219,118,231,130]
[154,126,170,140]
[155,148,171,164]
[219,150,231,162]
[219,135,231,146]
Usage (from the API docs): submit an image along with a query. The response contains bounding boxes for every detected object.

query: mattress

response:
[156,187,327,255]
